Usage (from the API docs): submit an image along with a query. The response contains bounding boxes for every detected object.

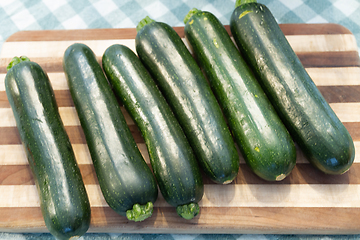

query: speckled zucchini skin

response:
[5,61,90,239]
[135,20,240,184]
[102,44,204,210]
[184,10,296,181]
[63,43,158,218]
[230,3,355,174]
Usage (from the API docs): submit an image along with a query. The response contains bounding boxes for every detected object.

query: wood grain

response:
[0,24,360,234]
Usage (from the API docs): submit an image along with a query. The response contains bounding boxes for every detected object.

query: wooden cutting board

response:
[0,23,360,235]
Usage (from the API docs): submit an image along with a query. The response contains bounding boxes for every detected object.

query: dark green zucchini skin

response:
[184,10,296,181]
[63,43,158,220]
[135,20,240,184]
[102,44,204,219]
[230,2,355,174]
[5,60,90,239]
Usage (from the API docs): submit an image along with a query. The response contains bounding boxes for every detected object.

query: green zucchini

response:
[135,16,240,184]
[5,57,91,239]
[63,43,158,222]
[230,0,355,174]
[184,9,296,181]
[102,44,204,220]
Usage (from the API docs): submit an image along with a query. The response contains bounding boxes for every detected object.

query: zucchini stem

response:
[235,0,257,8]
[183,8,200,24]
[176,202,200,220]
[7,56,30,71]
[126,202,154,222]
[136,16,155,32]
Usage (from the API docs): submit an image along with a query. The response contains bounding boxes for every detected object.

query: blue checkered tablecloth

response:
[0,0,360,52]
[1,0,360,239]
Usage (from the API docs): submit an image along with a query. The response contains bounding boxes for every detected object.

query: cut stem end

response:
[7,56,30,71]
[126,202,154,222]
[136,16,155,32]
[176,202,200,220]
[184,8,200,24]
[235,0,257,8]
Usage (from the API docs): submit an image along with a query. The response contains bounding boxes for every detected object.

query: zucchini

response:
[184,9,296,181]
[135,16,240,184]
[230,0,355,174]
[63,43,158,222]
[102,44,204,220]
[5,57,91,239]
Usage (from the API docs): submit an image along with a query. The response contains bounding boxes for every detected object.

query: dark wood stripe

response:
[0,92,9,108]
[1,90,121,108]
[0,127,21,144]
[4,24,351,44]
[53,90,74,107]
[298,51,360,68]
[1,121,359,146]
[0,206,359,234]
[0,164,98,186]
[319,86,360,103]
[2,85,360,110]
[2,162,359,186]
[0,125,144,145]
[6,28,137,42]
[0,207,46,230]
[279,23,353,35]
[226,23,352,36]
[344,122,360,141]
[5,85,356,109]
[0,57,63,73]
[0,90,78,108]
[0,165,34,185]
[2,83,360,109]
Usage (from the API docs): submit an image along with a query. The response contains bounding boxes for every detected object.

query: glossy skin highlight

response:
[5,60,90,240]
[135,19,240,185]
[230,3,355,174]
[63,43,158,221]
[184,9,296,181]
[102,44,203,219]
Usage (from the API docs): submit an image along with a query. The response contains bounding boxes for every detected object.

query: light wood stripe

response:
[0,185,108,208]
[1,102,359,127]
[0,34,356,60]
[1,67,359,92]
[307,67,360,86]
[0,143,150,165]
[0,106,135,127]
[1,184,360,208]
[285,34,358,52]
[201,184,360,208]
[330,103,360,122]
